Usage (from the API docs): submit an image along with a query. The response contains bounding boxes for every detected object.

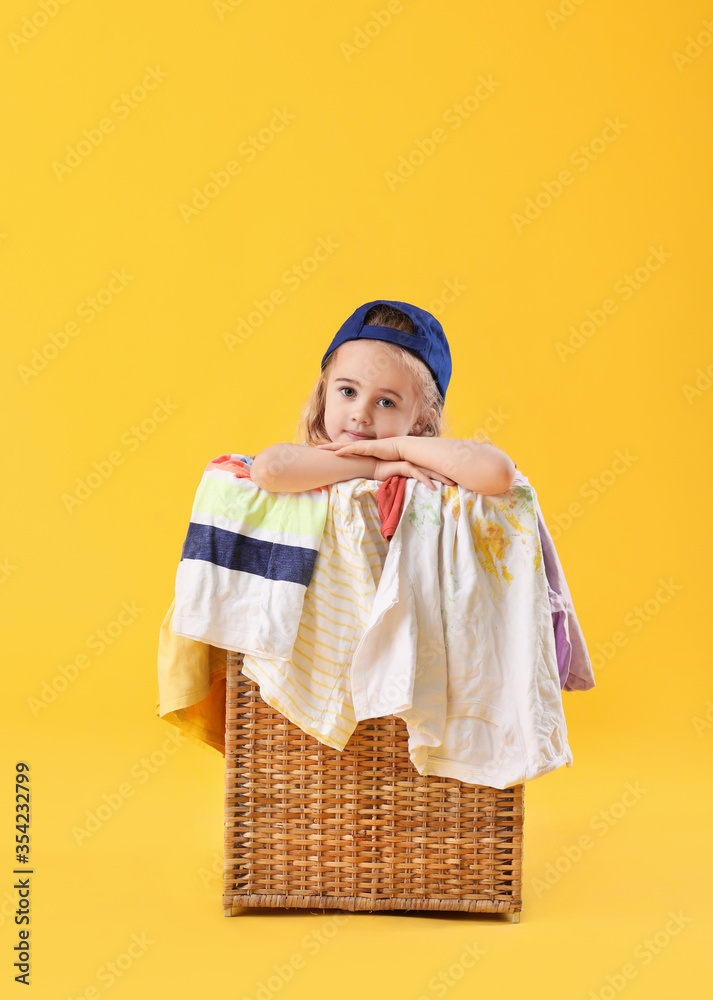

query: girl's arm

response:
[317,436,516,495]
[251,439,515,495]
[399,437,516,494]
[251,443,378,493]
[253,442,457,493]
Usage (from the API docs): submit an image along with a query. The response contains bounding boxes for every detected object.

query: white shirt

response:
[233,473,573,788]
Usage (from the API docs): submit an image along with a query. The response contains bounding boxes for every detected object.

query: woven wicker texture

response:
[223,650,523,914]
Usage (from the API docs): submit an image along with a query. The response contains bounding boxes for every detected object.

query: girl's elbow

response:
[250,462,269,490]
[250,447,277,490]
[496,460,517,493]
[251,443,303,492]
[471,459,517,495]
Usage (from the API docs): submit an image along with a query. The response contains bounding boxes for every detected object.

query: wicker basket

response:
[223,650,523,920]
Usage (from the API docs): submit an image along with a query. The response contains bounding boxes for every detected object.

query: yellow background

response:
[1,0,711,996]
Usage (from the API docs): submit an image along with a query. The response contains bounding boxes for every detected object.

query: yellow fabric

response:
[155,597,228,756]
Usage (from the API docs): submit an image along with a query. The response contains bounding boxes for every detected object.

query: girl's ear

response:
[412,406,435,434]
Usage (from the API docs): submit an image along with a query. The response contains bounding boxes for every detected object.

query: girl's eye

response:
[339,387,395,407]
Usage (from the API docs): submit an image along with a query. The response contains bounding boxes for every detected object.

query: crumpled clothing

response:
[157,453,594,784]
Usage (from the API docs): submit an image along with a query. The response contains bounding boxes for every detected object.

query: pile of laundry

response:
[156,452,595,789]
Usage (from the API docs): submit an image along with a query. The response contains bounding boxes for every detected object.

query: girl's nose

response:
[351,402,371,424]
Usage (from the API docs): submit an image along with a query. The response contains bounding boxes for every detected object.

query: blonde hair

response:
[296,304,456,445]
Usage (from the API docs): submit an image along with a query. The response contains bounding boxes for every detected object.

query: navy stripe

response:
[180,522,318,587]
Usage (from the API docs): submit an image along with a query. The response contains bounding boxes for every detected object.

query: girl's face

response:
[323,339,424,444]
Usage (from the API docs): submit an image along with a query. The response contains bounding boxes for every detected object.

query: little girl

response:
[250,298,517,496]
[158,297,592,776]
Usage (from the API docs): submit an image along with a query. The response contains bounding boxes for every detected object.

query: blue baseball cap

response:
[320,299,452,401]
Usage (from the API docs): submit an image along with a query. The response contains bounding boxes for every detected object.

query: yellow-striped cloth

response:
[238,478,389,748]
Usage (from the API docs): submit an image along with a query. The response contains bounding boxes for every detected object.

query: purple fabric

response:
[513,471,596,692]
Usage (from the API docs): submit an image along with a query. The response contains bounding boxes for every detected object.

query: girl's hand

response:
[372,460,456,490]
[315,438,455,490]
[316,437,406,461]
